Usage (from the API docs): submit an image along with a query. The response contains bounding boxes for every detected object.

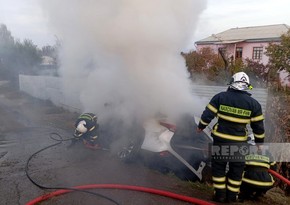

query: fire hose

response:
[26,167,290,205]
[268,169,290,186]
[26,184,216,205]
[25,132,216,205]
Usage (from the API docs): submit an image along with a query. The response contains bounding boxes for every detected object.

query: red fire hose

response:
[27,170,290,205]
[26,183,216,205]
[26,171,290,205]
[268,169,290,186]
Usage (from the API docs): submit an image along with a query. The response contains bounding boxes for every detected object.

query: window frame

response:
[235,47,243,59]
[252,47,263,60]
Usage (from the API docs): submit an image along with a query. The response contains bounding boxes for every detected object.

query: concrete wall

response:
[19,74,268,115]
[19,75,82,113]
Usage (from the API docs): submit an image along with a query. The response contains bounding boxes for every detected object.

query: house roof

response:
[41,56,55,66]
[195,24,290,45]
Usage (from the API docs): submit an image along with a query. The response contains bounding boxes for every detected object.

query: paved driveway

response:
[0,83,210,205]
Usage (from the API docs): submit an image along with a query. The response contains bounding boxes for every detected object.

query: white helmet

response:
[229,72,252,91]
[75,120,88,137]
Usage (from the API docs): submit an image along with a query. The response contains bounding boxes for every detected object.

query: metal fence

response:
[192,84,268,114]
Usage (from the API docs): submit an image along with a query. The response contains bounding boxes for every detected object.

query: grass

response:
[188,181,290,205]
[188,181,214,193]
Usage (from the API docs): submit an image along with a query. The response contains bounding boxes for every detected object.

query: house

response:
[195,24,289,65]
[195,24,290,85]
[38,55,57,76]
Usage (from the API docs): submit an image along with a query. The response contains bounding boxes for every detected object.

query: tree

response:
[41,45,59,59]
[0,24,14,44]
[0,24,15,79]
[182,47,228,84]
[40,36,62,72]
[242,58,268,88]
[0,24,42,81]
[265,29,290,82]
[41,44,59,69]
[13,39,42,74]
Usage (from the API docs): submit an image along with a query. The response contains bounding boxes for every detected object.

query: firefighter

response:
[239,146,276,201]
[196,72,265,202]
[73,113,103,149]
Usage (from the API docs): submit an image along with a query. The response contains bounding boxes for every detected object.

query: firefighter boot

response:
[213,190,227,203]
[227,190,238,203]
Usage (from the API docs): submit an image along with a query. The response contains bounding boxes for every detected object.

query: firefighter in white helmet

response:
[73,113,102,149]
[197,71,265,202]
[228,71,253,91]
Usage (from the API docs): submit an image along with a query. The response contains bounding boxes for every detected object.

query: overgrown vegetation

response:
[183,48,269,87]
[0,24,59,83]
[266,30,290,79]
[183,30,290,143]
[183,29,290,197]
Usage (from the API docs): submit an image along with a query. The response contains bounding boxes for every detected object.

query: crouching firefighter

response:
[239,139,276,201]
[197,72,265,203]
[72,113,104,149]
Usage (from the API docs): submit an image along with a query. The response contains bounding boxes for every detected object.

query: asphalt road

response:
[1,82,289,205]
[0,82,212,205]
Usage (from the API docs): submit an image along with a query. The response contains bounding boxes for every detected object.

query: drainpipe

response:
[218,47,228,71]
[234,43,237,62]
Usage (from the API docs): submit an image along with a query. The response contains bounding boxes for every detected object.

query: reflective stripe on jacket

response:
[198,88,265,143]
[242,153,276,187]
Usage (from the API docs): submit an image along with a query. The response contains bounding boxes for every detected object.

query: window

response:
[253,47,263,60]
[235,47,243,58]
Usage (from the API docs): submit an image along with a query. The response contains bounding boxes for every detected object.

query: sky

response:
[193,0,290,50]
[0,0,289,50]
[1,0,289,122]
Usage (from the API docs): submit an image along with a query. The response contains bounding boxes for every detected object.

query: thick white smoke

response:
[40,0,207,122]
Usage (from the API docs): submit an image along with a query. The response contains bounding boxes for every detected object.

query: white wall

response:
[19,74,268,115]
[19,75,82,113]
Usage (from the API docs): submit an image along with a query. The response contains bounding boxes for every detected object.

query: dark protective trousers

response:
[212,160,245,200]
[239,182,272,200]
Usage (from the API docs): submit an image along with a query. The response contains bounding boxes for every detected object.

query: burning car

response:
[115,114,212,181]
[72,112,212,181]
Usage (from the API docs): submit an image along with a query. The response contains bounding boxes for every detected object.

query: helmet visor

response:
[230,82,250,91]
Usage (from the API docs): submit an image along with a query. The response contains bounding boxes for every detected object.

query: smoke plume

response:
[40,0,207,122]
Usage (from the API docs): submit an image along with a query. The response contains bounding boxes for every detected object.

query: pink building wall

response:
[195,42,270,65]
[196,42,290,87]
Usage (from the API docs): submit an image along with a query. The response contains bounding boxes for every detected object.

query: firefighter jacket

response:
[75,113,97,130]
[75,113,99,145]
[242,152,276,188]
[198,88,265,143]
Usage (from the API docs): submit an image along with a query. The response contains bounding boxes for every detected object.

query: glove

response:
[196,127,203,133]
[67,136,81,149]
